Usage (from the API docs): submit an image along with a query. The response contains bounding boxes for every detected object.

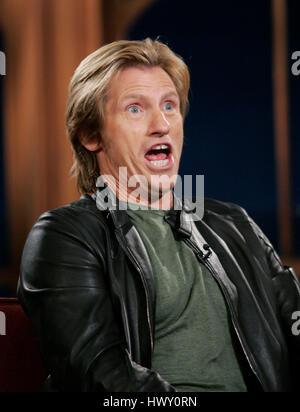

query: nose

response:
[148,108,170,137]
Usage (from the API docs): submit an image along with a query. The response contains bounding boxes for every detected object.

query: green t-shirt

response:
[125,206,247,392]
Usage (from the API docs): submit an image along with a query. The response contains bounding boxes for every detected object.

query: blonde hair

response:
[66,38,190,194]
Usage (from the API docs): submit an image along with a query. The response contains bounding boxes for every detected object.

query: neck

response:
[99,174,174,210]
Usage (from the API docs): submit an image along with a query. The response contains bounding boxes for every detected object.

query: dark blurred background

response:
[0,0,299,296]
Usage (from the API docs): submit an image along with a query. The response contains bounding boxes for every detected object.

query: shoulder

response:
[202,197,266,244]
[33,194,106,230]
[203,197,250,221]
[19,195,110,310]
[202,197,279,261]
[23,194,108,258]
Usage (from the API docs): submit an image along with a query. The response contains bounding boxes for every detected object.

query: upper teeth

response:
[152,144,168,150]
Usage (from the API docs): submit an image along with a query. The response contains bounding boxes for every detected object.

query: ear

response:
[82,140,102,152]
[80,132,102,152]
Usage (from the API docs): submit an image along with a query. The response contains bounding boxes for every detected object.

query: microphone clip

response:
[201,244,212,260]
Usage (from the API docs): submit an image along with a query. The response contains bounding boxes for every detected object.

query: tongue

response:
[145,152,168,161]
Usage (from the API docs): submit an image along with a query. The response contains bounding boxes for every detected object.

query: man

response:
[18,38,300,392]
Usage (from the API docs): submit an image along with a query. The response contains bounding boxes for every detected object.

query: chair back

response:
[0,297,48,392]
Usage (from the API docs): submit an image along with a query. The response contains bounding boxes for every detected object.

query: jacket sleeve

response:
[250,218,300,390]
[17,209,176,392]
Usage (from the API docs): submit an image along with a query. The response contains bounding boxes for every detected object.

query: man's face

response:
[96,65,184,203]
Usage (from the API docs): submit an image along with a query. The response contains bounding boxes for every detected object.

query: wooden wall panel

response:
[1,0,102,272]
[271,0,293,256]
[103,0,157,43]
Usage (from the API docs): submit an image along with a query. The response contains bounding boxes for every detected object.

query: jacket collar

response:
[93,177,194,239]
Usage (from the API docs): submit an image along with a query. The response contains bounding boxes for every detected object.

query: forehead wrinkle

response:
[118,85,179,106]
[107,67,178,109]
[119,92,177,107]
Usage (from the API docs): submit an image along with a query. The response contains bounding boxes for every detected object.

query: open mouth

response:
[144,143,174,169]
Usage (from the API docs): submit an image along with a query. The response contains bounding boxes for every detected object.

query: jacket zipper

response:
[183,237,265,391]
[114,231,154,356]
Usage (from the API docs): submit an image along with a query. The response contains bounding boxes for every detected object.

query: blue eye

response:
[128,106,140,113]
[164,102,173,111]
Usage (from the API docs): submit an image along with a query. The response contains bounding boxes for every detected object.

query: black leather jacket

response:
[18,193,300,392]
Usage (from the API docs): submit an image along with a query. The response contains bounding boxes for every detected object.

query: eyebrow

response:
[120,91,179,104]
[162,91,180,101]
